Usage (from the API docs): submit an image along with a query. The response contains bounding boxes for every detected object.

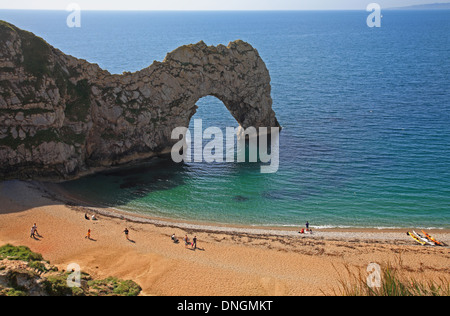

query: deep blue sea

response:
[2,10,449,228]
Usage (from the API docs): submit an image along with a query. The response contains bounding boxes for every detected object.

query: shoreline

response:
[41,182,450,236]
[1,180,449,296]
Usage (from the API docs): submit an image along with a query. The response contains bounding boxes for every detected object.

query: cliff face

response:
[0,21,279,180]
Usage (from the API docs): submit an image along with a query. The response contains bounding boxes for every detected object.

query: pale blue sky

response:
[0,0,449,10]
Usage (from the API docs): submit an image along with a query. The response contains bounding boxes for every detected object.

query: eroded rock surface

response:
[0,21,279,180]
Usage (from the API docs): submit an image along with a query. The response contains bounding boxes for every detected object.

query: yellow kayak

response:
[407,231,426,245]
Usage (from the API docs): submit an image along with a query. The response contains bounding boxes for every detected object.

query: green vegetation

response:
[334,262,450,296]
[20,31,51,80]
[88,277,142,297]
[3,288,27,296]
[0,244,142,296]
[0,244,44,263]
[0,20,54,83]
[0,244,50,274]
[51,63,71,97]
[0,21,17,41]
[43,273,86,296]
[60,126,87,145]
[64,79,92,122]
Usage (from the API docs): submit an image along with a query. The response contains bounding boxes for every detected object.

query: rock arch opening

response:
[189,95,239,130]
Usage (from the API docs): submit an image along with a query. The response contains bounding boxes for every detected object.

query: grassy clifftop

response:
[0,20,51,79]
[0,244,142,296]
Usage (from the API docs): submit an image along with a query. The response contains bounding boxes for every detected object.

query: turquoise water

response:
[2,10,449,228]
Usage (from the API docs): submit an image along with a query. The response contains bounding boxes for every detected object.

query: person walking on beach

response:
[192,236,197,250]
[85,229,91,240]
[30,223,39,238]
[184,235,190,248]
[33,223,39,236]
[306,221,310,232]
[124,228,129,240]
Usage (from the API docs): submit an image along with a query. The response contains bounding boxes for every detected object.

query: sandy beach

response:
[0,180,448,296]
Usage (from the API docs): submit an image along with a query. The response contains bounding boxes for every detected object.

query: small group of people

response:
[171,233,197,250]
[299,221,313,234]
[184,235,197,249]
[84,213,97,221]
[30,223,40,239]
[31,215,198,250]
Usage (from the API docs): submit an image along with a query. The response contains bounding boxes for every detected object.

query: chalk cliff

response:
[0,21,279,180]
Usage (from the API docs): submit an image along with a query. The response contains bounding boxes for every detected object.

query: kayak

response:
[413,231,435,246]
[407,231,426,246]
[422,230,446,246]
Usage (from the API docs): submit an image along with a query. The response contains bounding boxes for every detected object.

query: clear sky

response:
[0,0,449,11]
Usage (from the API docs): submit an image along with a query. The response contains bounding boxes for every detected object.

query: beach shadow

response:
[188,247,205,251]
[127,239,136,243]
[0,180,62,215]
[1,159,186,216]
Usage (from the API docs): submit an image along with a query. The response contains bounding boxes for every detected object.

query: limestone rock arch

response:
[0,21,280,180]
[89,40,280,164]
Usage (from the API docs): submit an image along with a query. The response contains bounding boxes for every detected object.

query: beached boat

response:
[413,231,435,246]
[408,231,426,245]
[422,230,446,246]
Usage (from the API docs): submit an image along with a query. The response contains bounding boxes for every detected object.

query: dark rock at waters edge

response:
[0,21,280,181]
[234,195,250,202]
